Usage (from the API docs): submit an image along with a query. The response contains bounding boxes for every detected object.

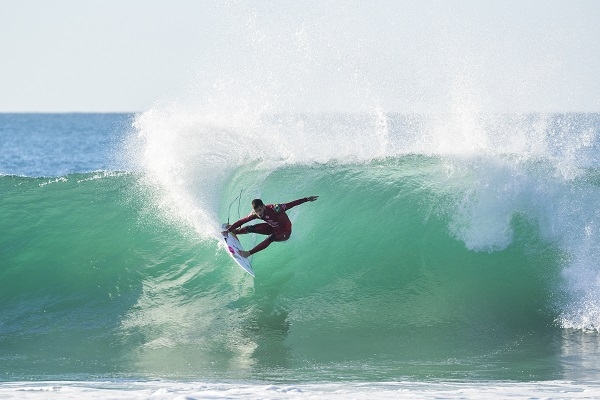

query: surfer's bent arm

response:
[228,214,257,232]
[279,196,319,212]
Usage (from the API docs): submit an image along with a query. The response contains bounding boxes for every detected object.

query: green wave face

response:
[0,154,573,380]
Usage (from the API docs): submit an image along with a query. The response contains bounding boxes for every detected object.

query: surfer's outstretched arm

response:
[280,196,319,211]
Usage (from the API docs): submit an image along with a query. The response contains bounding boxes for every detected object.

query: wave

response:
[2,112,600,380]
[130,109,600,329]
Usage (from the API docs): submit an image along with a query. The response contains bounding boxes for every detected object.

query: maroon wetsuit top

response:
[228,198,310,254]
[229,198,309,234]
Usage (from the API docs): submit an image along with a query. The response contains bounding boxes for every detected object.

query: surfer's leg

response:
[248,230,291,255]
[235,223,272,235]
[249,236,274,254]
[272,231,290,242]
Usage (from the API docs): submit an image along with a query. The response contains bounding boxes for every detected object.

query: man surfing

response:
[222,196,319,257]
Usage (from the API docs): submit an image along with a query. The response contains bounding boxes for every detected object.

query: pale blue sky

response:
[1,0,599,113]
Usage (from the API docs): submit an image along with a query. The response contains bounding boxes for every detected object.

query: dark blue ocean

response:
[2,112,600,399]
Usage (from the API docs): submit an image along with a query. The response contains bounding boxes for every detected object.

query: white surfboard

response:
[221,223,255,276]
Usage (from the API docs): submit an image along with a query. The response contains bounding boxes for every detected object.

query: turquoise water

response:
[2,113,600,385]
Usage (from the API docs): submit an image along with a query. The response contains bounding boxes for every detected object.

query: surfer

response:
[222,196,319,257]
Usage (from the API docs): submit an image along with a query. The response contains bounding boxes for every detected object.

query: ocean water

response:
[2,112,600,398]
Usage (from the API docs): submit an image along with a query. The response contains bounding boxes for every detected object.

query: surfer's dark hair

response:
[252,199,264,209]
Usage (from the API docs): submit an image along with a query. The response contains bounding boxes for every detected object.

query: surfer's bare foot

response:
[238,250,250,258]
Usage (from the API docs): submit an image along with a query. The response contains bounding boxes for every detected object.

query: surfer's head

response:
[252,199,265,218]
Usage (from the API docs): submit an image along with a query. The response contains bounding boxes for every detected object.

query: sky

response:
[1,0,599,113]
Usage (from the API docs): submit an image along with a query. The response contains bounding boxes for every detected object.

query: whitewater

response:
[2,111,600,398]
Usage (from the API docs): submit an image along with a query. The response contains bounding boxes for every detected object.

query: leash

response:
[227,189,243,225]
